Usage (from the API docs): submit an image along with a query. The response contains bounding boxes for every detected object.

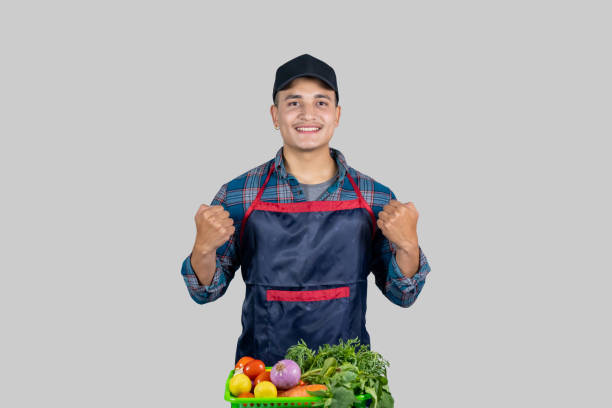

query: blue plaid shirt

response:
[181,146,431,307]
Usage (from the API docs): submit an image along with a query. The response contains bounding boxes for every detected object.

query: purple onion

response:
[270,359,301,390]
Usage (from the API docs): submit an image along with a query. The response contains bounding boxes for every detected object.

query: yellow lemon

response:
[229,373,252,397]
[254,380,277,398]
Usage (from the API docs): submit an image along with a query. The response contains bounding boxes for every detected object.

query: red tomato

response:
[254,370,271,386]
[237,392,254,398]
[243,359,265,380]
[235,356,254,371]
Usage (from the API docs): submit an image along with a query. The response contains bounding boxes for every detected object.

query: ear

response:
[335,105,341,127]
[270,104,278,125]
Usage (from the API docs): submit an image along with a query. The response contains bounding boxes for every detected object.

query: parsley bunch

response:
[285,338,394,408]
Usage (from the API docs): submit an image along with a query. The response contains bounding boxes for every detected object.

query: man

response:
[181,54,431,365]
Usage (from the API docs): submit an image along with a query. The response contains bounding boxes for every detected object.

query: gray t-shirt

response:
[300,172,337,201]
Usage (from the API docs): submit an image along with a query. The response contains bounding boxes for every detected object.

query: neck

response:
[282,144,338,184]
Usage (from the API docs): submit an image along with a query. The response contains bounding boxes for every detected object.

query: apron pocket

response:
[265,286,351,364]
[267,286,349,302]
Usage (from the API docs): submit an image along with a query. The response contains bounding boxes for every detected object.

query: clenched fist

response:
[193,204,235,255]
[377,199,421,277]
[377,199,419,250]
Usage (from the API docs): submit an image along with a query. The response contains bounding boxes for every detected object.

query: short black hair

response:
[274,76,338,107]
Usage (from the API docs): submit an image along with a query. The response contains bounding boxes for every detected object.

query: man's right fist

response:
[193,204,235,254]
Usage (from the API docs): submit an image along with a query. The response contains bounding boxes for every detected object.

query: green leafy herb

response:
[285,338,394,408]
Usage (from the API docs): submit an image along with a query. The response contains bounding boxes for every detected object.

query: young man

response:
[181,54,431,365]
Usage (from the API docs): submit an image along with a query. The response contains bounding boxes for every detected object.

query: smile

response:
[295,126,321,133]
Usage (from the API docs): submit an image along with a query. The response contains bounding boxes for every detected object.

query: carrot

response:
[305,384,327,393]
[278,384,327,398]
[278,385,307,397]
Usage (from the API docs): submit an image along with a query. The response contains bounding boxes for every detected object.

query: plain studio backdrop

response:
[1,1,610,407]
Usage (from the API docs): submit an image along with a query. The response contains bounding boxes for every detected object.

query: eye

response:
[288,101,299,106]
[317,101,328,106]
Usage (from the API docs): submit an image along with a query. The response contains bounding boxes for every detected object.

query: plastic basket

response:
[224,369,371,407]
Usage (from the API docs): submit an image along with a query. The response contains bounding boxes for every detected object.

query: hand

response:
[377,200,420,277]
[377,199,419,252]
[193,204,235,255]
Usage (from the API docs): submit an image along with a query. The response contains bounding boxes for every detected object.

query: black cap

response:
[273,54,339,103]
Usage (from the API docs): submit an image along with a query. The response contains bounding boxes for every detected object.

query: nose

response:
[299,103,317,120]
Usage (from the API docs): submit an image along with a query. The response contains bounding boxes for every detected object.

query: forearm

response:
[379,244,431,308]
[190,245,217,286]
[395,244,420,279]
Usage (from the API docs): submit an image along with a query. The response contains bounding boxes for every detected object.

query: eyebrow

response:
[283,94,332,101]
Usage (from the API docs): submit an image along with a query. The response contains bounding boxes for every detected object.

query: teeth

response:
[296,127,320,131]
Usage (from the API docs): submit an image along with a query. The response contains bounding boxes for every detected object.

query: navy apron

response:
[236,162,377,365]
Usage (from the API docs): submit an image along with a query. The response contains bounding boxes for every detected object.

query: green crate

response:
[224,369,371,407]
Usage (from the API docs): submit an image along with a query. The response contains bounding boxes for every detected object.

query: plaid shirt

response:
[181,146,431,307]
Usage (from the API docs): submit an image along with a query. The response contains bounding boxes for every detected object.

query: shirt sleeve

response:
[370,190,432,308]
[180,183,241,305]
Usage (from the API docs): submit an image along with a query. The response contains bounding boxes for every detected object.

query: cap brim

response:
[275,73,338,101]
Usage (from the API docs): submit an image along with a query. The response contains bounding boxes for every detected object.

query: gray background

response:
[1,1,610,407]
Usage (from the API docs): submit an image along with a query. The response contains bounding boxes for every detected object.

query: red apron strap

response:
[240,163,377,244]
[239,162,275,245]
[345,170,377,237]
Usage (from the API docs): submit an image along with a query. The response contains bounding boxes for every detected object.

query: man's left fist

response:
[376,199,419,251]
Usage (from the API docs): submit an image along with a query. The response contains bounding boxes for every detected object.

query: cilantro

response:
[285,338,394,408]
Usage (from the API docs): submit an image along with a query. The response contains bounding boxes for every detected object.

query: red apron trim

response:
[240,161,378,246]
[345,170,377,237]
[255,199,363,213]
[240,162,275,244]
[267,286,350,302]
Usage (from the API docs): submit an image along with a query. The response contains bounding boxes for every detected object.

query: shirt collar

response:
[274,146,349,181]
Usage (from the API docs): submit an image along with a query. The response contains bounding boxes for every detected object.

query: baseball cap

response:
[273,54,339,104]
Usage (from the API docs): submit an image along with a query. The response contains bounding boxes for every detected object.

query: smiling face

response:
[270,76,341,153]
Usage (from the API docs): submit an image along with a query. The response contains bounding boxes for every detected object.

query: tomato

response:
[254,370,271,386]
[243,359,266,380]
[237,392,254,398]
[235,356,254,371]
[299,379,306,386]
